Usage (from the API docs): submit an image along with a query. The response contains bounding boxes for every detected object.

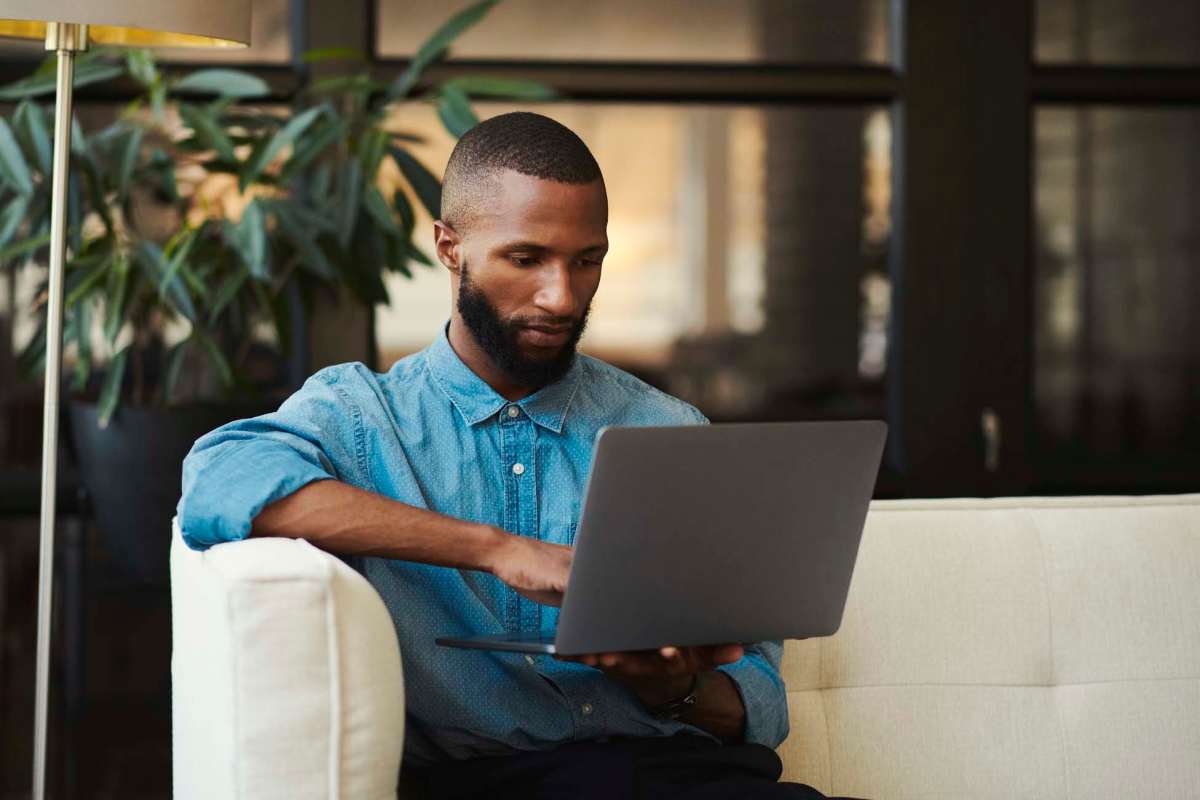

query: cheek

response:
[476,264,537,310]
[575,270,602,305]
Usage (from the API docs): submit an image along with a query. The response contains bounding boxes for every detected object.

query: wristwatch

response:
[648,673,701,720]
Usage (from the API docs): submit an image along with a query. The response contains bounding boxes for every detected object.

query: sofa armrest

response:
[170,519,404,800]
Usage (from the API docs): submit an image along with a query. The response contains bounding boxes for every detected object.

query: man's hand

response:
[487,533,573,606]
[558,644,744,706]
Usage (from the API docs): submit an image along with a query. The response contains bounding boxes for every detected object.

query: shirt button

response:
[507,406,520,418]
[524,655,535,666]
[581,703,594,716]
[512,463,525,476]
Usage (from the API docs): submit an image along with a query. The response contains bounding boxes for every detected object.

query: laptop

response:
[435,420,887,656]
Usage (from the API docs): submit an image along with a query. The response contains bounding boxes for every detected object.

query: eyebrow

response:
[496,240,608,255]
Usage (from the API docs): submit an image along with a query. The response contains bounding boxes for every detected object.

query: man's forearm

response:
[252,479,506,570]
[627,670,747,743]
[680,671,746,742]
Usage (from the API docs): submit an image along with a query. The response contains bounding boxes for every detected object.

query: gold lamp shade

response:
[0,0,251,48]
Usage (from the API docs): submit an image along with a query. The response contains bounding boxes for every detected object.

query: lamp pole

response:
[33,21,86,800]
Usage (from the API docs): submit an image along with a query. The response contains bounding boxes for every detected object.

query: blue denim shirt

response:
[178,323,789,765]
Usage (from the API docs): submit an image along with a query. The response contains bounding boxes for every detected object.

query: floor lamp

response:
[0,4,251,798]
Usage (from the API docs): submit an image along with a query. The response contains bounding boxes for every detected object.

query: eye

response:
[509,254,537,267]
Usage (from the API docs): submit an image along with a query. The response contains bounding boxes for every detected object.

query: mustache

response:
[513,316,581,329]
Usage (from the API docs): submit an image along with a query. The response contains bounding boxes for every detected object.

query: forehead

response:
[468,169,608,246]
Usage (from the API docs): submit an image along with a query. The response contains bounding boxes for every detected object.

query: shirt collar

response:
[425,322,581,434]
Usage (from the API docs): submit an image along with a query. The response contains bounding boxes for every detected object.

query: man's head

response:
[434,112,608,391]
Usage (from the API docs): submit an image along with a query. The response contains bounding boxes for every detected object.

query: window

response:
[375,102,893,423]
[377,0,893,65]
[1035,108,1200,473]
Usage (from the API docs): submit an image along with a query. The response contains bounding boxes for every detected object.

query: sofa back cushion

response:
[777,494,1200,800]
[170,521,405,800]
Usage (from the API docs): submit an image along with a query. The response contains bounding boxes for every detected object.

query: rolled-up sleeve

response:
[177,368,365,551]
[717,639,790,747]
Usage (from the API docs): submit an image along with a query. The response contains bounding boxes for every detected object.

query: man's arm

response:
[562,645,748,742]
[253,479,572,605]
[178,366,573,604]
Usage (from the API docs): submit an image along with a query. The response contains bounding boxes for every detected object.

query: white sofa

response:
[171,494,1200,799]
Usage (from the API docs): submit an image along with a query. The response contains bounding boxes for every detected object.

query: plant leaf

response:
[125,49,158,87]
[273,202,339,280]
[193,329,234,388]
[362,187,401,235]
[208,267,249,323]
[15,101,52,174]
[0,231,51,263]
[163,338,190,404]
[406,239,434,266]
[241,105,325,190]
[71,299,93,392]
[358,128,389,179]
[390,146,441,219]
[0,118,34,195]
[136,241,197,322]
[385,0,499,100]
[224,200,269,280]
[97,345,130,428]
[0,194,30,252]
[301,47,367,64]
[0,60,123,101]
[65,253,111,308]
[306,73,386,98]
[392,188,415,234]
[173,68,270,99]
[117,126,145,197]
[383,233,412,278]
[278,116,347,184]
[179,103,236,162]
[335,159,362,248]
[435,84,479,137]
[103,252,131,345]
[149,149,179,201]
[310,161,333,200]
[443,76,557,101]
[161,228,201,297]
[70,115,88,156]
[17,321,47,378]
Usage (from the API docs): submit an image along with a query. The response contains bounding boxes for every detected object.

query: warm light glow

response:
[0,21,246,48]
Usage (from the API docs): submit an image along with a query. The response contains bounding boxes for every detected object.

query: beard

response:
[457,262,591,390]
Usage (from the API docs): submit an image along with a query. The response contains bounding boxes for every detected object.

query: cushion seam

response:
[783,676,1200,691]
[323,558,342,799]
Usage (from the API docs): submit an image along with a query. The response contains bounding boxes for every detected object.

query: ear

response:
[433,220,462,275]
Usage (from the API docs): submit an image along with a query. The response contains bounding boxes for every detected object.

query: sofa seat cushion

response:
[777,494,1200,800]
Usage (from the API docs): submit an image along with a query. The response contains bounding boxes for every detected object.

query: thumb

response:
[710,643,744,665]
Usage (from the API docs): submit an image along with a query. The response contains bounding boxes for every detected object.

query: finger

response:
[710,643,744,665]
[659,646,679,660]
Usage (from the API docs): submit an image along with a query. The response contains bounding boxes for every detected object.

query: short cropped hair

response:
[440,111,603,231]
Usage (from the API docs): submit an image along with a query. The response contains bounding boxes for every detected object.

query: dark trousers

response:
[401,734,863,800]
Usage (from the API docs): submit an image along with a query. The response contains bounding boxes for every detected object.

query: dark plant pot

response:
[68,399,278,585]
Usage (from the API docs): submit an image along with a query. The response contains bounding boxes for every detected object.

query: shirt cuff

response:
[177,441,332,550]
[716,649,791,748]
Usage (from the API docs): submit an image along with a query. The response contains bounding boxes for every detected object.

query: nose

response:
[533,263,578,319]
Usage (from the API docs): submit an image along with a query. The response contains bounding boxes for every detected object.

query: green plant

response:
[0,0,554,425]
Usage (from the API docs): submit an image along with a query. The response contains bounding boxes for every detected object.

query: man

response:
[179,112,836,799]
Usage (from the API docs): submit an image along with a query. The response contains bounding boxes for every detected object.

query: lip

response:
[520,325,572,347]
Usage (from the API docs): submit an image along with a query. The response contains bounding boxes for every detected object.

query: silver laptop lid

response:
[554,420,887,656]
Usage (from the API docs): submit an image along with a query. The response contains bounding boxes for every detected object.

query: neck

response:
[447,315,536,402]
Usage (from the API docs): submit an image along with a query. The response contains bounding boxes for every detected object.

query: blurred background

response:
[1,0,1198,796]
